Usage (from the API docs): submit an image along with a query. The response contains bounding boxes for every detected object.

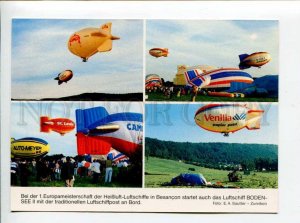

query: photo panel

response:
[10,101,143,188]
[11,19,143,101]
[145,20,278,102]
[145,102,278,189]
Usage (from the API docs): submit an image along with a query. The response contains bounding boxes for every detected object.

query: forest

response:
[145,137,278,171]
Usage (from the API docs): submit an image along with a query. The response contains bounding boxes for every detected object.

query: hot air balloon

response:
[40,116,75,136]
[145,74,162,88]
[68,22,120,62]
[239,52,271,69]
[149,48,168,58]
[54,70,73,85]
[11,137,50,158]
[194,104,264,136]
[76,106,143,156]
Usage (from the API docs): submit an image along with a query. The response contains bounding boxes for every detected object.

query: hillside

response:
[145,137,278,170]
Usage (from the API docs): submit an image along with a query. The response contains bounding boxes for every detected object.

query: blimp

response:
[149,48,168,58]
[40,116,75,136]
[76,107,143,156]
[145,74,162,88]
[239,52,271,69]
[184,66,253,89]
[194,104,264,136]
[11,137,50,158]
[68,22,120,62]
[54,70,73,85]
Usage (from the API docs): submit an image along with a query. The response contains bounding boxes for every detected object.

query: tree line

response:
[145,137,278,171]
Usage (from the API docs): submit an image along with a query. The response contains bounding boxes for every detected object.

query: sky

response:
[11,101,143,156]
[145,103,278,145]
[146,20,278,81]
[11,19,143,99]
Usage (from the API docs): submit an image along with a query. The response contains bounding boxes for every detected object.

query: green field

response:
[145,157,278,188]
[146,92,278,102]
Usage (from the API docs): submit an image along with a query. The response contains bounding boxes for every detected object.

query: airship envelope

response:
[149,48,168,58]
[11,137,50,158]
[194,104,264,136]
[239,52,271,69]
[76,106,143,156]
[68,22,120,62]
[54,70,73,85]
[40,116,75,136]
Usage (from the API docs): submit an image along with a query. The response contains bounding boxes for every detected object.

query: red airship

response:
[149,48,169,58]
[239,52,271,69]
[40,116,75,136]
[54,70,73,85]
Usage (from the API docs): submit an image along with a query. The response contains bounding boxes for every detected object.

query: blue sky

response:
[12,19,143,99]
[146,20,278,81]
[11,101,143,156]
[145,103,278,145]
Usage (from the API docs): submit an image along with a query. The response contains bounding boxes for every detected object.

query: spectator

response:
[11,158,19,186]
[105,156,113,183]
[61,157,75,187]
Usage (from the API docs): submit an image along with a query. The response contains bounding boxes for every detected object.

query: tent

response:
[170,173,207,186]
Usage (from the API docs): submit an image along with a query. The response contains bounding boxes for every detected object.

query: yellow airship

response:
[11,137,50,158]
[68,22,120,62]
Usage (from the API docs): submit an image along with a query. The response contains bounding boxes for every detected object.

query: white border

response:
[2,1,300,223]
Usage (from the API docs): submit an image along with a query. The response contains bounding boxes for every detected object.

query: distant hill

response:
[145,137,278,170]
[12,92,143,101]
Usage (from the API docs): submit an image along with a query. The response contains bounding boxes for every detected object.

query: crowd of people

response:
[10,154,129,187]
[146,85,206,101]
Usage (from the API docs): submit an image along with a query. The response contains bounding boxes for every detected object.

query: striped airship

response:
[11,137,50,158]
[149,48,169,58]
[184,67,254,89]
[40,116,75,136]
[239,52,271,69]
[194,104,264,136]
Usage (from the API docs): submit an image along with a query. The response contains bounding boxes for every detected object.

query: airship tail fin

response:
[54,76,59,80]
[40,116,51,133]
[100,22,112,35]
[239,54,249,62]
[246,110,264,130]
[98,39,113,52]
[58,80,63,85]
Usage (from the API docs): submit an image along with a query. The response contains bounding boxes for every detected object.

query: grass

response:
[146,92,278,102]
[145,157,278,188]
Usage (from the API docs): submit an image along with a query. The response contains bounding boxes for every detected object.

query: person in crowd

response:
[54,160,61,180]
[61,156,75,187]
[105,156,113,183]
[91,159,101,184]
[191,85,198,102]
[19,159,30,186]
[11,158,19,186]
